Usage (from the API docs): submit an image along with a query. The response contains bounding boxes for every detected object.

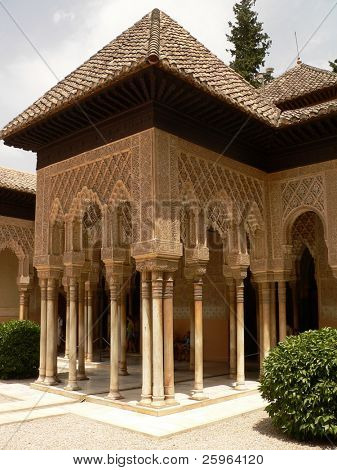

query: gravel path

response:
[0,410,333,450]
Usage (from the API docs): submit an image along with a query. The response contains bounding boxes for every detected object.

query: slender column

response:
[163,272,177,405]
[189,282,195,370]
[228,281,236,379]
[18,287,29,320]
[235,279,246,389]
[139,272,152,405]
[77,280,88,380]
[53,287,59,381]
[87,287,94,362]
[44,278,57,385]
[191,277,206,400]
[119,285,128,376]
[65,278,80,391]
[261,282,271,360]
[36,279,47,383]
[270,282,277,348]
[84,289,88,359]
[151,271,165,406]
[117,294,121,365]
[278,281,287,341]
[65,285,70,358]
[289,281,299,334]
[258,284,264,371]
[107,279,122,400]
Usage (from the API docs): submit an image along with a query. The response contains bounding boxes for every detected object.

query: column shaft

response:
[189,295,195,371]
[84,289,88,359]
[278,281,287,341]
[270,282,277,348]
[119,285,128,376]
[262,282,271,361]
[151,271,165,406]
[53,288,59,381]
[36,279,47,383]
[107,280,122,400]
[45,278,57,385]
[65,278,79,391]
[228,282,236,379]
[87,288,94,362]
[65,285,70,358]
[235,279,245,389]
[163,273,176,404]
[77,281,87,380]
[191,278,206,400]
[140,272,152,405]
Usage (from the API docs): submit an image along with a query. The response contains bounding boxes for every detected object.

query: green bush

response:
[0,320,40,379]
[260,327,337,441]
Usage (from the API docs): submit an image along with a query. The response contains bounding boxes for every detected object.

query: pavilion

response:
[1,9,337,410]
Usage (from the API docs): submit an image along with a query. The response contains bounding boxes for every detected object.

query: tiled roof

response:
[0,166,36,194]
[0,9,280,140]
[261,62,337,106]
[280,98,337,125]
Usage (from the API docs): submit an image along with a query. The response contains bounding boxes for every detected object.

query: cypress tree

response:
[226,0,272,86]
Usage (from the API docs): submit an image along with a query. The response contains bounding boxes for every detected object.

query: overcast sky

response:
[0,0,336,173]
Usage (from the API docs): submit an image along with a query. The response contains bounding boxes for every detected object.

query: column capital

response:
[136,257,179,273]
[163,273,174,299]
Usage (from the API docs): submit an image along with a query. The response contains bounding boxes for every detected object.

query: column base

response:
[64,354,69,359]
[234,382,247,391]
[190,389,208,401]
[65,382,80,391]
[77,373,89,381]
[44,376,58,386]
[118,369,129,376]
[138,395,152,406]
[165,396,179,406]
[86,356,94,363]
[150,397,167,408]
[107,391,123,400]
[35,375,45,384]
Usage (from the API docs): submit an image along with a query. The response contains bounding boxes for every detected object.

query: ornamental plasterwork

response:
[35,131,155,257]
[291,211,317,258]
[0,216,34,258]
[281,174,325,221]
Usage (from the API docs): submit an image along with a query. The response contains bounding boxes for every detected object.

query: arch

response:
[283,205,327,247]
[207,189,233,240]
[109,180,131,209]
[67,187,104,221]
[0,239,25,260]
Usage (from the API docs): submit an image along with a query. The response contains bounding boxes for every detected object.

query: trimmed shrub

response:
[260,327,337,441]
[0,320,40,379]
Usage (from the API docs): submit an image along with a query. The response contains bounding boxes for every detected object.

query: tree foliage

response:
[329,59,337,73]
[260,328,337,442]
[226,0,272,86]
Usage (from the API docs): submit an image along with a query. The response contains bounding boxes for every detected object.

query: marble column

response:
[289,281,299,334]
[65,278,80,391]
[44,278,57,386]
[139,272,152,405]
[191,277,206,400]
[189,294,195,371]
[77,280,87,380]
[18,286,29,320]
[87,286,94,362]
[261,282,271,360]
[258,284,264,371]
[107,278,122,400]
[65,285,70,358]
[53,287,59,381]
[278,281,287,341]
[163,272,177,405]
[151,271,165,406]
[36,279,47,383]
[119,285,128,376]
[270,282,277,348]
[228,281,236,379]
[84,289,88,360]
[235,279,246,389]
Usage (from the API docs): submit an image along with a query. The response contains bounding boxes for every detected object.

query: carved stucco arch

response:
[283,205,327,247]
[0,239,30,279]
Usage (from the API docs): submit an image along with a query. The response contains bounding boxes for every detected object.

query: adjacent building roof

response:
[0,8,280,141]
[0,166,36,194]
[261,62,337,108]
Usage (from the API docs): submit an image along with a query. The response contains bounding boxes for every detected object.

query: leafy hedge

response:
[260,327,337,441]
[0,320,40,379]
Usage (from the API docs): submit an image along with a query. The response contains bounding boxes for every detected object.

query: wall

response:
[0,249,19,321]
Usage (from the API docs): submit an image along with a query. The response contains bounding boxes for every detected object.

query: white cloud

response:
[53,10,75,25]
